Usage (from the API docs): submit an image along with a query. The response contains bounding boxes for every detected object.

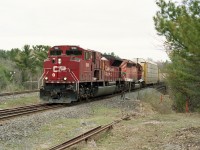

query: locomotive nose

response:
[58,58,62,64]
[50,90,61,99]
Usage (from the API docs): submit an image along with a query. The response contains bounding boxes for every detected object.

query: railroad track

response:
[49,122,117,150]
[0,91,122,121]
[0,84,166,121]
[0,89,39,97]
[0,103,64,121]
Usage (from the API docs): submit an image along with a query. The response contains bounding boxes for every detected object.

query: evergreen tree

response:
[0,50,8,59]
[15,45,37,83]
[9,48,20,61]
[32,45,50,68]
[154,0,200,111]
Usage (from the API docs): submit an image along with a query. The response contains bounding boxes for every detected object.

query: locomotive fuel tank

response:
[93,85,116,97]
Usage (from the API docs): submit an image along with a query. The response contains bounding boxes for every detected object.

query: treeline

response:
[0,45,50,92]
[154,0,200,112]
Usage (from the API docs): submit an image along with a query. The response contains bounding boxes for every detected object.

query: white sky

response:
[0,0,169,61]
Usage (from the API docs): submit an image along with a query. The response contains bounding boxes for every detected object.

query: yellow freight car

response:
[135,59,161,86]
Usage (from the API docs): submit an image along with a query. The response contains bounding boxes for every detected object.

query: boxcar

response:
[139,60,159,85]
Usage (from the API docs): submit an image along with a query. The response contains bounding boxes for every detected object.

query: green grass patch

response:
[33,118,81,149]
[0,95,40,109]
[91,105,120,116]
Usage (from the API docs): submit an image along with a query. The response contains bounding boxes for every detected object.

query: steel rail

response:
[0,103,47,113]
[0,104,64,120]
[0,104,58,115]
[49,122,116,150]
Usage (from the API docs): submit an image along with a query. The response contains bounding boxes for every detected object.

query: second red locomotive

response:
[39,45,143,103]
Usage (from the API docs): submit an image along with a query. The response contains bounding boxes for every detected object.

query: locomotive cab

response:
[40,46,87,103]
[44,46,83,82]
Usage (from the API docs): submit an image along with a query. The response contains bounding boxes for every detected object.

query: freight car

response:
[136,58,163,87]
[39,45,160,103]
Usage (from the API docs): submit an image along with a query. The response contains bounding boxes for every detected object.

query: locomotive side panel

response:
[103,59,120,81]
[79,50,93,82]
[120,60,138,82]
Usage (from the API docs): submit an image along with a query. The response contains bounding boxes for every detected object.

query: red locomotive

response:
[40,45,143,103]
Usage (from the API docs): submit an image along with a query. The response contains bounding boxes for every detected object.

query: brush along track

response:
[0,103,64,121]
[0,89,39,97]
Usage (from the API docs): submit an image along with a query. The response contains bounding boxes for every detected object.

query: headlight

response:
[64,77,67,81]
[45,77,48,80]
[58,58,62,64]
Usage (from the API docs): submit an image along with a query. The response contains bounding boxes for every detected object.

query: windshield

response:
[66,50,82,56]
[50,50,62,56]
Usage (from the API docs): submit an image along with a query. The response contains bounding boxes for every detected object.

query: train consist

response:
[40,45,163,103]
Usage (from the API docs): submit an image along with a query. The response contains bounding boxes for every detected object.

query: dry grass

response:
[138,88,174,114]
[81,105,200,150]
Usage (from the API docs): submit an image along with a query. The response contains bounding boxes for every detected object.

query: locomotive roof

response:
[132,58,158,65]
[102,54,122,61]
[102,54,123,67]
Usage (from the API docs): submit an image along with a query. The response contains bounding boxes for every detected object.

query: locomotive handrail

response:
[71,71,79,93]
[38,69,50,89]
[38,72,45,89]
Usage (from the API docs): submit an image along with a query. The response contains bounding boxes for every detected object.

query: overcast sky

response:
[0,0,169,61]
